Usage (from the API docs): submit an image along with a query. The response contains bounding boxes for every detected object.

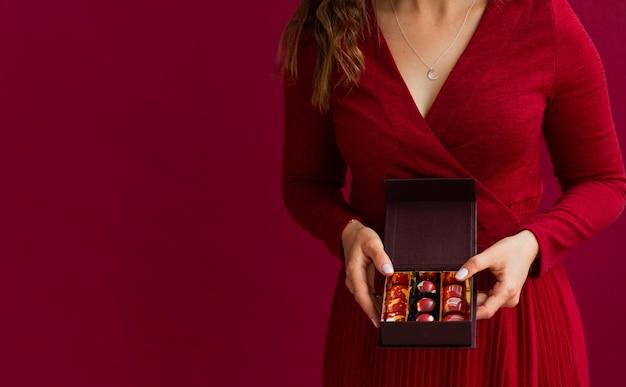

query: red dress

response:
[282,0,626,386]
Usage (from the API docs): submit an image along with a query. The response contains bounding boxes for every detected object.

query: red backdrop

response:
[0,1,623,386]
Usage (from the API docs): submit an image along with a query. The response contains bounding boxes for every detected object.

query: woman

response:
[280,0,626,385]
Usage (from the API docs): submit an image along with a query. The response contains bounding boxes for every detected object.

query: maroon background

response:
[0,0,623,386]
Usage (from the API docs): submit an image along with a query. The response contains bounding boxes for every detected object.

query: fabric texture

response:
[282,0,626,386]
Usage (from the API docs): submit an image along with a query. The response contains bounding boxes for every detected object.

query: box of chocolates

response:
[379,178,477,348]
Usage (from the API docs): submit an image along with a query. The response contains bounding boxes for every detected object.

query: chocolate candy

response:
[388,284,409,300]
[443,297,467,316]
[382,270,472,326]
[385,312,407,322]
[442,271,462,285]
[416,297,436,313]
[443,314,466,322]
[415,314,435,322]
[386,298,408,314]
[419,272,437,281]
[391,272,411,286]
[417,280,437,293]
[443,284,464,299]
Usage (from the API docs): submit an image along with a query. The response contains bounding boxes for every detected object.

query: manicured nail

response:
[371,318,379,328]
[455,268,468,280]
[382,263,394,275]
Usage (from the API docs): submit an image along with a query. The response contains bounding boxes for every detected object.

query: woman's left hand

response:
[454,230,539,320]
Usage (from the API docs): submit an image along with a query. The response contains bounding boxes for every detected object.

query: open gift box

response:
[379,178,477,348]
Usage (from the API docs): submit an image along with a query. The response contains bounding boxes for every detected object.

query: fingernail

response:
[371,318,379,328]
[455,268,469,280]
[382,263,394,275]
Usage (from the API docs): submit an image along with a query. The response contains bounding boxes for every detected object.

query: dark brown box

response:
[379,178,477,348]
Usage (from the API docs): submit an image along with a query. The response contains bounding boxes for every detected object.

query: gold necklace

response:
[391,0,477,81]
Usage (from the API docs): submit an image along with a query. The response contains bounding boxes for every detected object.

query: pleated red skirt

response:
[322,263,588,387]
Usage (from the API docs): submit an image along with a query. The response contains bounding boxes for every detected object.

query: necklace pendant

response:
[427,68,439,81]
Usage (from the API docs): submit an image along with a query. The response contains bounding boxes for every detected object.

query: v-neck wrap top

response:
[282,0,626,278]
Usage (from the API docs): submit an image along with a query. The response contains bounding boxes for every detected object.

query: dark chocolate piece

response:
[443,314,466,322]
[443,284,464,299]
[391,272,411,286]
[419,272,438,281]
[385,312,407,322]
[388,284,409,300]
[416,297,436,313]
[415,314,435,322]
[417,280,437,293]
[443,297,467,316]
[386,298,408,314]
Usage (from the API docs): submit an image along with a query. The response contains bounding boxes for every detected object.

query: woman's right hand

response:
[341,220,395,328]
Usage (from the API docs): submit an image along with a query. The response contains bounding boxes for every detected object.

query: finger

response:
[344,249,367,295]
[476,294,505,320]
[361,234,394,276]
[455,250,493,281]
[344,274,355,294]
[367,264,383,315]
[367,264,375,294]
[476,292,488,307]
[353,284,381,328]
[349,261,380,327]
[476,283,511,319]
[372,292,382,316]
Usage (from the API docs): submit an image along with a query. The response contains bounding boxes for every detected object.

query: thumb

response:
[363,238,394,276]
[455,251,490,281]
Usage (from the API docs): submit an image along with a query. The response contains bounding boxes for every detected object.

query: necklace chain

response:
[391,0,477,81]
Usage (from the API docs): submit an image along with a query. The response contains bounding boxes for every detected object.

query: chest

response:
[376,1,488,118]
[330,2,555,180]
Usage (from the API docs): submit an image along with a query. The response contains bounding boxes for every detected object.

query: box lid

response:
[383,179,476,271]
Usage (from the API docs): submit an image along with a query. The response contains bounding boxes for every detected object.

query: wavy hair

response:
[278,0,371,111]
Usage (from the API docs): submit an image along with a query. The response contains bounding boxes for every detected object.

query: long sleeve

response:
[281,41,363,259]
[519,0,626,276]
